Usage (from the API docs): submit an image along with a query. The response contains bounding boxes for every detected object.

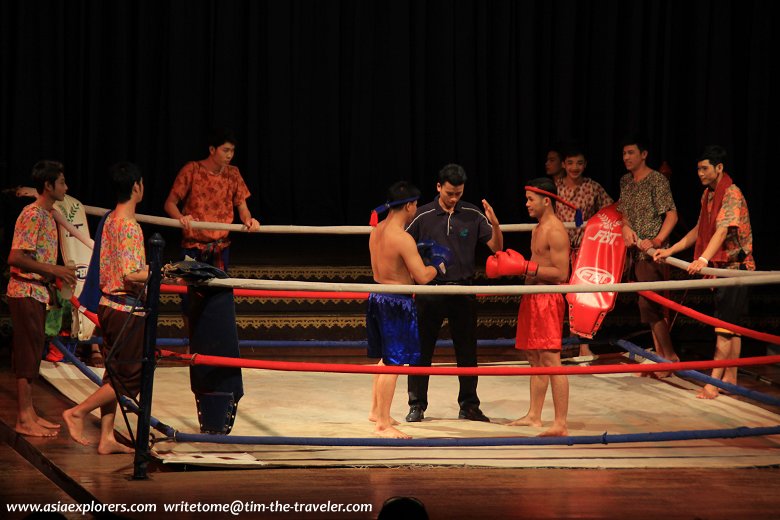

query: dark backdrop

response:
[1,0,778,265]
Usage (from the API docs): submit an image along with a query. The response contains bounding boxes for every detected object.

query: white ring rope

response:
[80,204,778,279]
[69,205,776,283]
[76,205,773,279]
[52,210,95,248]
[200,272,780,296]
[645,246,774,278]
[83,204,577,234]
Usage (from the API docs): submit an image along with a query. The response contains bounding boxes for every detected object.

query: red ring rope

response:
[159,349,780,376]
[160,284,506,299]
[639,290,780,345]
[56,279,100,324]
[161,283,368,300]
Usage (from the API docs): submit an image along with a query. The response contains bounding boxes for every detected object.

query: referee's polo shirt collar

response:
[434,195,462,214]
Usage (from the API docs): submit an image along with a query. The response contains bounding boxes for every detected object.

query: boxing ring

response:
[38,205,780,474]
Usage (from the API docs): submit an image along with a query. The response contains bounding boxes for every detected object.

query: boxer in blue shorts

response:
[367,181,449,438]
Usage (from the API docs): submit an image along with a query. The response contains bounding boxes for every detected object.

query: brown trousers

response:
[8,297,46,379]
[98,305,145,398]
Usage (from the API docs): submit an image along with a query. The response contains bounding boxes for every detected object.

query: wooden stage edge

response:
[3,366,780,519]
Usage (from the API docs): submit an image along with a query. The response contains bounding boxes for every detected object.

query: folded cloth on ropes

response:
[162,260,228,282]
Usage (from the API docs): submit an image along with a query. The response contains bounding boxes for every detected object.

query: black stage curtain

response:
[1,1,778,261]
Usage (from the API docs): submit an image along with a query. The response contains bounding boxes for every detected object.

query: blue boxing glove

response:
[417,240,452,276]
[416,240,435,260]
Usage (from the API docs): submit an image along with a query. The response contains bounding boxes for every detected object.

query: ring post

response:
[133,232,164,480]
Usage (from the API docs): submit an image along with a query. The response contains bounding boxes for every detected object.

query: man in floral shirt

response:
[164,128,260,271]
[617,136,680,372]
[7,160,76,437]
[654,146,754,398]
[554,145,614,252]
[63,163,149,454]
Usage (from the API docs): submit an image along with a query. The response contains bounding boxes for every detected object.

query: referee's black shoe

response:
[458,406,490,422]
[405,405,425,422]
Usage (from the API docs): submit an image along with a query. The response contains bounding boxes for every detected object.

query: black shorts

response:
[713,286,749,334]
[633,258,667,324]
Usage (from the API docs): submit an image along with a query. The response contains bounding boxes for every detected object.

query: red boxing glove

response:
[486,254,500,278]
[487,249,538,278]
[501,249,538,276]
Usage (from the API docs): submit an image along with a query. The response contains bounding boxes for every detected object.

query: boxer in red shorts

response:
[486,177,571,436]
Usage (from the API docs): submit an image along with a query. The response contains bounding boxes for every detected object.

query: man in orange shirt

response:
[164,128,260,271]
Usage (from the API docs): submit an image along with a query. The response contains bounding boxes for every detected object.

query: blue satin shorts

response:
[366,293,421,366]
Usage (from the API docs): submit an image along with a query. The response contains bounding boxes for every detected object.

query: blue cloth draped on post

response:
[188,286,244,434]
[79,210,112,313]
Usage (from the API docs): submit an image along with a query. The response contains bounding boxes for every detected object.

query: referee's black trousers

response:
[407,293,480,410]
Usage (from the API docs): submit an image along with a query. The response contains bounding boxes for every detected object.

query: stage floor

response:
[3,357,780,519]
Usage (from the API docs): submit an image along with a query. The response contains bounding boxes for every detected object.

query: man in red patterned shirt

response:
[63,163,149,453]
[7,160,77,437]
[164,128,260,271]
[555,145,614,254]
[654,145,754,398]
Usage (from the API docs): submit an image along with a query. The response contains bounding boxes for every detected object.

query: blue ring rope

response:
[614,339,780,407]
[172,425,780,447]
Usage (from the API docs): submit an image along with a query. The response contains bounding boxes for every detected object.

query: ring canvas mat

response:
[40,360,780,469]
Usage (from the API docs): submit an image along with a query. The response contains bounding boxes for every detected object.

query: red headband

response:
[524,186,583,226]
[524,186,576,210]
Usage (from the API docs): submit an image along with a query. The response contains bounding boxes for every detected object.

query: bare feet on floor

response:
[696,385,720,399]
[636,368,662,378]
[374,425,411,439]
[634,354,679,378]
[637,369,674,379]
[62,408,90,446]
[15,420,59,437]
[97,438,134,455]
[653,356,680,378]
[538,425,569,437]
[507,415,543,428]
[368,414,399,426]
[36,416,61,429]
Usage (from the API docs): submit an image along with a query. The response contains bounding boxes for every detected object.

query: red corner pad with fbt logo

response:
[567,204,626,338]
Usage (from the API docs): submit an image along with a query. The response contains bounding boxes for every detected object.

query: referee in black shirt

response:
[405,164,503,422]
